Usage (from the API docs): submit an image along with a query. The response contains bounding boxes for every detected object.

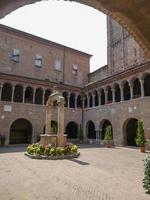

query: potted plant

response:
[135,119,147,153]
[103,125,112,147]
[78,125,84,144]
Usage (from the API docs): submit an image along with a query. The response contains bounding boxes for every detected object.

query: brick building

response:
[0,16,150,147]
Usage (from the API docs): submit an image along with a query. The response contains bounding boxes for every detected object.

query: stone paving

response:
[0,145,149,200]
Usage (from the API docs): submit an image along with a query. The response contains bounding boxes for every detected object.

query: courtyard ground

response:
[0,145,149,200]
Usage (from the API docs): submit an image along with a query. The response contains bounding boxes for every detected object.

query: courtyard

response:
[0,145,149,200]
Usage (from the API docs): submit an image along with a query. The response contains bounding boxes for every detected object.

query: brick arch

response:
[0,0,150,56]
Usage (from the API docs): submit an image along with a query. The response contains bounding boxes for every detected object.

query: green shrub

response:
[143,155,150,194]
[135,119,147,147]
[104,126,112,142]
[71,144,78,154]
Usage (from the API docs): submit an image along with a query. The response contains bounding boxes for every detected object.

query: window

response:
[72,64,78,76]
[35,54,42,67]
[54,59,61,71]
[11,48,20,62]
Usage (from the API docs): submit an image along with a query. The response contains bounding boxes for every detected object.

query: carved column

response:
[92,94,95,107]
[87,95,90,108]
[23,87,26,103]
[45,105,51,134]
[42,90,45,105]
[105,90,108,104]
[33,89,36,104]
[129,83,133,100]
[57,102,65,147]
[11,85,15,102]
[112,88,115,103]
[120,85,124,101]
[140,79,144,98]
[0,84,3,101]
[67,93,70,108]
[98,91,101,106]
[82,96,85,108]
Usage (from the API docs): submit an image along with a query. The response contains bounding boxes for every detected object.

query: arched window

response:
[133,78,141,98]
[44,89,52,105]
[14,85,23,103]
[69,93,75,108]
[1,83,12,101]
[62,92,68,107]
[107,86,112,103]
[101,89,105,105]
[123,81,130,101]
[144,74,150,96]
[114,84,121,102]
[35,88,43,104]
[25,86,33,103]
[77,95,82,108]
[94,90,98,106]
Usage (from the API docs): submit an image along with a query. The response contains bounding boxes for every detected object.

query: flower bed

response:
[25,143,80,160]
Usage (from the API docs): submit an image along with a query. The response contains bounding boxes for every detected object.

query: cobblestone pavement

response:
[0,145,149,200]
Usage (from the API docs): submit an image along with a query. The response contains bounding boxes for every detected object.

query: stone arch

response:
[1,82,12,101]
[44,89,52,105]
[123,118,138,146]
[62,91,68,107]
[122,81,130,101]
[100,88,105,105]
[35,87,43,104]
[25,86,33,103]
[69,93,75,108]
[86,120,96,139]
[144,73,150,96]
[93,90,98,107]
[13,84,23,103]
[77,94,82,108]
[10,118,32,144]
[100,119,113,140]
[0,0,149,56]
[132,78,141,98]
[65,121,78,139]
[113,83,121,102]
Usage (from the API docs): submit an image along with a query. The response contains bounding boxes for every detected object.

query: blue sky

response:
[0,0,107,72]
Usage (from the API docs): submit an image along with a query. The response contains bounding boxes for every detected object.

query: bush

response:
[104,126,112,143]
[143,155,150,194]
[135,119,147,147]
[26,143,78,157]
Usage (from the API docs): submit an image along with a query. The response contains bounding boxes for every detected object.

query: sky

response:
[0,0,107,72]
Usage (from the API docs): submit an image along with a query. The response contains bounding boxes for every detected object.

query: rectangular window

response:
[11,48,20,62]
[54,59,61,71]
[72,64,78,76]
[35,54,42,67]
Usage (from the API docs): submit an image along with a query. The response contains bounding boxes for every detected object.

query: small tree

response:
[104,125,112,146]
[143,155,150,194]
[135,119,146,147]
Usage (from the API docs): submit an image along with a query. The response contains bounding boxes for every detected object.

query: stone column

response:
[98,91,101,106]
[45,106,51,134]
[33,89,36,104]
[82,96,85,108]
[23,87,26,103]
[75,95,77,108]
[42,90,45,105]
[11,85,15,102]
[0,84,3,101]
[87,95,90,108]
[105,90,108,104]
[57,102,65,147]
[140,79,144,98]
[92,94,95,107]
[129,84,133,100]
[67,93,70,108]
[112,88,115,103]
[120,85,124,101]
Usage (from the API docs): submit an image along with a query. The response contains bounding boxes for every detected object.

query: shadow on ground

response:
[0,145,27,154]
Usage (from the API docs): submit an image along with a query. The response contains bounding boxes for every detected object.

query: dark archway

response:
[123,81,130,101]
[89,93,93,107]
[144,74,150,96]
[133,78,141,98]
[62,92,68,107]
[100,120,112,140]
[86,120,96,139]
[10,118,32,144]
[124,118,138,146]
[101,89,105,105]
[44,89,52,105]
[14,85,23,103]
[25,86,33,104]
[94,90,98,106]
[65,122,78,139]
[1,83,12,101]
[114,84,121,102]
[35,88,43,104]
[69,93,75,108]
[77,95,82,108]
[107,86,112,103]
